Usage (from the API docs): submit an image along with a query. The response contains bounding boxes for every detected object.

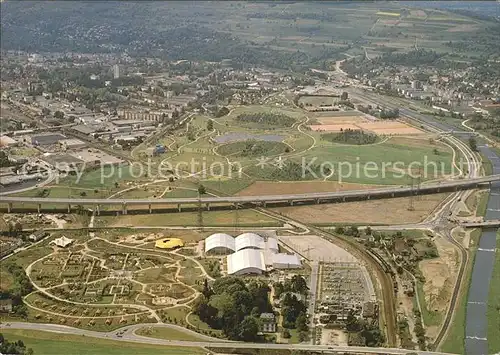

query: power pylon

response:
[197,195,203,230]
[233,203,239,235]
[408,176,415,211]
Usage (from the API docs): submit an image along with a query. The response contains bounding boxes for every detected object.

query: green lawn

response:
[476,192,490,217]
[0,329,205,355]
[487,232,500,354]
[135,326,208,342]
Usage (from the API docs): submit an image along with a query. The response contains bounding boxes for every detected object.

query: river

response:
[465,145,500,355]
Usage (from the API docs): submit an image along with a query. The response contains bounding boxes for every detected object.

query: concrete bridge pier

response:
[315,198,320,204]
[67,204,71,213]
[206,203,210,211]
[263,201,267,208]
[7,203,12,213]
[289,200,294,206]
[177,203,181,212]
[148,204,152,214]
[122,203,127,215]
[95,205,100,216]
[342,196,346,202]
[37,203,41,213]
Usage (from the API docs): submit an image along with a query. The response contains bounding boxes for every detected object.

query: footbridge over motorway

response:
[2,175,500,215]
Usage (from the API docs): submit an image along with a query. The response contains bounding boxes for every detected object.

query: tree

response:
[54,111,64,119]
[237,316,259,341]
[41,107,51,116]
[290,275,308,294]
[7,222,14,237]
[207,119,214,131]
[341,91,349,101]
[215,106,230,117]
[295,312,308,332]
[298,331,308,342]
[468,136,478,152]
[114,182,119,189]
[13,222,22,237]
[282,329,291,339]
[198,185,206,195]
[80,191,87,197]
[365,226,372,236]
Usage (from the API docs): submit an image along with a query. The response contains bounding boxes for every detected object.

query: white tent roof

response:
[205,233,235,253]
[235,233,264,251]
[227,249,266,275]
[272,253,301,268]
[50,236,74,248]
[266,238,279,252]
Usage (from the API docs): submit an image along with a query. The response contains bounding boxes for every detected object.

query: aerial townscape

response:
[0,1,499,355]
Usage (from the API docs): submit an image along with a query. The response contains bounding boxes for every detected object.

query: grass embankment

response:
[0,329,205,355]
[135,326,208,342]
[487,232,500,354]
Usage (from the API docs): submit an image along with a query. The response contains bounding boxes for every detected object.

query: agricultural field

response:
[274,193,450,225]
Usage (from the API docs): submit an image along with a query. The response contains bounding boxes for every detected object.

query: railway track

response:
[258,208,398,347]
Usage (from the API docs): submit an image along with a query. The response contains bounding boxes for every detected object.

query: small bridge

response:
[460,220,500,228]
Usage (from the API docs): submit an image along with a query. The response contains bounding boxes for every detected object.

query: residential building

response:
[259,313,276,333]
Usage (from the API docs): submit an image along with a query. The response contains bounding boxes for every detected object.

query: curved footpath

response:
[0,322,456,355]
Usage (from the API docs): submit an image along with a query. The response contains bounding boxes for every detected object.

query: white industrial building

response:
[205,233,235,255]
[227,249,266,275]
[203,232,301,275]
[271,253,302,269]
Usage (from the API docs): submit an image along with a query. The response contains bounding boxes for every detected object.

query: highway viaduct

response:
[1,175,499,215]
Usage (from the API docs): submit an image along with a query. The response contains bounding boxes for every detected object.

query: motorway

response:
[0,322,456,355]
[1,175,499,211]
